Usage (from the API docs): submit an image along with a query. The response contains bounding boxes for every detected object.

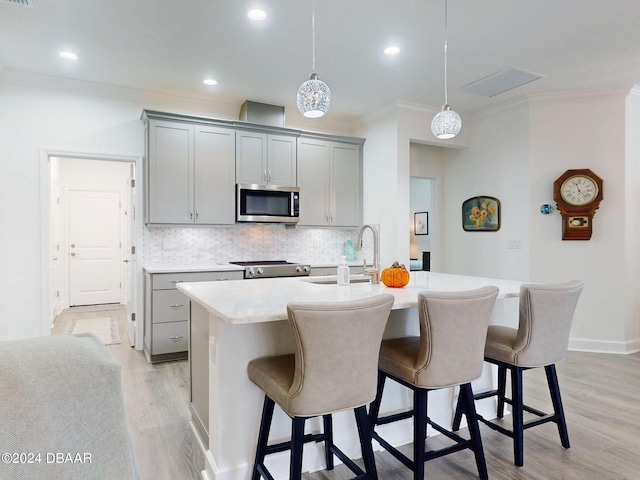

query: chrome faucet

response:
[355,224,380,284]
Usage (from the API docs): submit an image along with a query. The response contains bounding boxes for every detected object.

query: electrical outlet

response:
[507,239,522,249]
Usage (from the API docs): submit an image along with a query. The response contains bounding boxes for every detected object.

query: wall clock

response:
[553,169,603,240]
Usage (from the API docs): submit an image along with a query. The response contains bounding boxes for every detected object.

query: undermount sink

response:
[305,277,371,285]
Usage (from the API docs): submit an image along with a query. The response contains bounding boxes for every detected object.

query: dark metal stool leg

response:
[511,366,524,467]
[322,414,335,470]
[460,383,488,480]
[354,405,378,479]
[496,364,507,418]
[368,370,386,429]
[451,386,464,431]
[413,388,427,480]
[545,364,570,449]
[252,395,275,480]
[290,417,306,480]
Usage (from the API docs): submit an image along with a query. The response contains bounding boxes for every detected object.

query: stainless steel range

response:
[230,260,311,279]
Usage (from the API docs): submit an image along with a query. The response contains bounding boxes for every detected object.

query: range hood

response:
[239,101,285,127]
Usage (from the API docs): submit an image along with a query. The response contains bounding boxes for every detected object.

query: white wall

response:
[444,104,531,281]
[0,77,358,341]
[624,90,640,346]
[528,89,637,352]
[354,109,401,268]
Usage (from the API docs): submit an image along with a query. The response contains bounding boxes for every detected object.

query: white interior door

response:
[69,189,122,306]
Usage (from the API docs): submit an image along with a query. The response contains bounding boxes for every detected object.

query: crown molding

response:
[0,69,244,119]
[626,85,640,103]
[527,85,633,107]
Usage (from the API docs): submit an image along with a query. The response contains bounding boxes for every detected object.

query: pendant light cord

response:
[311,0,316,74]
[444,0,449,105]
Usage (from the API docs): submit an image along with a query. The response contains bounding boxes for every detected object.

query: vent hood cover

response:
[239,101,285,127]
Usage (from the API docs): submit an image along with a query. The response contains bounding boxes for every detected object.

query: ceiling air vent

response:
[1,0,33,6]
[461,67,543,97]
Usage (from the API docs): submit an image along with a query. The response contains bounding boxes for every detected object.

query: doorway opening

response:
[410,177,435,272]
[42,150,143,349]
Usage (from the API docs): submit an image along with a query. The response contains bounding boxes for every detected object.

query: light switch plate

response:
[507,239,522,249]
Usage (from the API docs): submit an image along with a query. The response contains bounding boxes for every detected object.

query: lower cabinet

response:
[144,270,244,363]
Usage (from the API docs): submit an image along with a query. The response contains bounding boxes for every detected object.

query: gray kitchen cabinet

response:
[144,270,243,363]
[145,117,235,225]
[236,130,297,186]
[297,137,362,227]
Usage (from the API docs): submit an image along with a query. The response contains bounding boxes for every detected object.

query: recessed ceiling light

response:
[384,46,401,56]
[247,9,267,21]
[59,51,78,61]
[203,78,218,86]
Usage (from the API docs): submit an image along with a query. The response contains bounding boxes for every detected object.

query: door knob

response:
[70,252,77,256]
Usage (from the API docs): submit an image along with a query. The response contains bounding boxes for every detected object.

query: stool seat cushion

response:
[484,325,519,364]
[248,354,296,413]
[379,337,421,385]
[379,287,500,390]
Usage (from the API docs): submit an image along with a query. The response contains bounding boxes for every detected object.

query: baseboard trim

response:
[569,337,640,354]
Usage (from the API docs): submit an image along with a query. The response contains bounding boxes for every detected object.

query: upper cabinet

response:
[236,131,297,186]
[142,110,364,227]
[297,136,363,227]
[145,116,235,225]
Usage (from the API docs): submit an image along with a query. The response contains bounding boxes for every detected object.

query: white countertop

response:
[177,271,525,325]
[143,263,245,274]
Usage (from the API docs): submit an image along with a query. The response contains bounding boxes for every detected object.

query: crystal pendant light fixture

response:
[431,0,461,139]
[296,0,331,118]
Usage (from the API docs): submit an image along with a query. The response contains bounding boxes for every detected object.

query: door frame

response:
[40,149,144,350]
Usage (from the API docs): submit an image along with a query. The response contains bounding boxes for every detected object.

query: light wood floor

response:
[54,307,640,480]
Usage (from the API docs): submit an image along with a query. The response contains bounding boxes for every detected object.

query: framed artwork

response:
[462,196,501,232]
[414,212,429,235]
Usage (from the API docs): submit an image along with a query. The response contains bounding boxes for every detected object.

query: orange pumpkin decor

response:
[381,261,410,288]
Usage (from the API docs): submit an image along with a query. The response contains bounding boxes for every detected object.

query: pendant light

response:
[431,0,462,139]
[296,0,331,118]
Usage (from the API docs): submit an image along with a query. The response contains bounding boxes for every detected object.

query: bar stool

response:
[368,287,499,480]
[452,281,583,467]
[248,294,394,480]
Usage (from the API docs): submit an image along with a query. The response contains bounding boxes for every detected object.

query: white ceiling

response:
[2,0,640,121]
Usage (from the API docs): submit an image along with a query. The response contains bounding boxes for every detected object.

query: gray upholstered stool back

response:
[414,286,499,389]
[509,281,583,367]
[285,294,394,417]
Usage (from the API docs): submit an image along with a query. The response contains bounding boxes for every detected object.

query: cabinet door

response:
[194,125,236,224]
[147,120,193,224]
[297,138,330,226]
[267,134,297,186]
[331,142,362,227]
[236,131,267,184]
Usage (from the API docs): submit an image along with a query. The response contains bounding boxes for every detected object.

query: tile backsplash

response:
[143,224,374,265]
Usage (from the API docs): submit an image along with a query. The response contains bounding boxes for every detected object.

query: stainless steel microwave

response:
[236,184,300,223]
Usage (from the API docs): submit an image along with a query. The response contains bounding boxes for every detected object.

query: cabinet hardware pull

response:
[169,336,184,341]
[170,280,183,284]
[196,207,199,219]
[169,304,184,308]
[263,170,267,181]
[215,278,228,281]
[268,170,272,182]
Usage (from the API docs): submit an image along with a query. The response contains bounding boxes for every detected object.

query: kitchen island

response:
[178,271,524,480]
